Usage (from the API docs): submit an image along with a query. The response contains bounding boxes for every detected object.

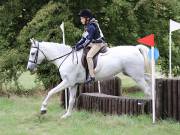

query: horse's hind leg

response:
[144,73,152,89]
[126,69,152,98]
[134,78,152,98]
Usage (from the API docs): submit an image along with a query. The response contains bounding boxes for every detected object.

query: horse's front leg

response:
[40,80,69,114]
[61,85,77,119]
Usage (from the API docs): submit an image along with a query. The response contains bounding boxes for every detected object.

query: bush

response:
[17,1,82,89]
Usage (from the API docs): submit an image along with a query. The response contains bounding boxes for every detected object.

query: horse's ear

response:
[30,38,36,44]
[30,38,33,44]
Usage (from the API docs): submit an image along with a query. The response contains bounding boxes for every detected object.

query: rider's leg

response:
[86,43,103,78]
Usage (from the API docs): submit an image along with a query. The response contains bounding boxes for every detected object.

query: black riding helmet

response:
[78,9,93,18]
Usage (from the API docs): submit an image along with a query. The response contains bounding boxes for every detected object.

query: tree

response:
[0,0,180,92]
[0,0,52,90]
[134,0,180,75]
[104,0,139,45]
[17,1,82,88]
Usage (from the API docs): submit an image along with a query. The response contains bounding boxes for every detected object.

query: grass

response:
[117,73,137,88]
[117,74,145,98]
[1,72,44,95]
[0,73,180,135]
[0,95,180,135]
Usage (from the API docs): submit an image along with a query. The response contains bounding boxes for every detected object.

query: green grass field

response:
[0,95,180,135]
[0,73,180,135]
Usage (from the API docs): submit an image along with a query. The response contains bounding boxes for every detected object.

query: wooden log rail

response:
[60,77,121,108]
[77,93,152,116]
[156,78,180,121]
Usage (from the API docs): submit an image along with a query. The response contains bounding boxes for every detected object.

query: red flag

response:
[137,34,155,46]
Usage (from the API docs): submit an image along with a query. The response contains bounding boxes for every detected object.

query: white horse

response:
[27,39,151,118]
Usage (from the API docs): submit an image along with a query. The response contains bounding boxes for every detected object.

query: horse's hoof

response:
[61,113,71,119]
[40,110,47,115]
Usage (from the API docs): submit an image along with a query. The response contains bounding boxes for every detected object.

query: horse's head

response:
[27,38,45,72]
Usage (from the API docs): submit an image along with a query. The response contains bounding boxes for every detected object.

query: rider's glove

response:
[73,44,83,51]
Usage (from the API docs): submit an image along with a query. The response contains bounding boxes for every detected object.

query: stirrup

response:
[85,76,95,84]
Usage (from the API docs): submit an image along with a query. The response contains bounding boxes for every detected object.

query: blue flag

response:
[148,48,159,62]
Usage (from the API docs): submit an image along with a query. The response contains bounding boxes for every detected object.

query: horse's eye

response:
[31,52,35,55]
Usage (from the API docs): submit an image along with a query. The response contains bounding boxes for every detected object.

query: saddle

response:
[81,45,108,79]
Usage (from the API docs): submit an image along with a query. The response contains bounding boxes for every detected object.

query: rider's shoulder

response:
[87,23,96,30]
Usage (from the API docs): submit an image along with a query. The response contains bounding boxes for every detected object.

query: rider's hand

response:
[76,45,83,51]
[73,44,83,51]
[72,46,76,50]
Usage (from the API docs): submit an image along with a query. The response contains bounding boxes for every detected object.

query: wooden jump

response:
[77,93,152,115]
[60,77,121,108]
[156,78,180,121]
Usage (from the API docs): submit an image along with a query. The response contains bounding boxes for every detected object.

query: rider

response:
[75,9,106,83]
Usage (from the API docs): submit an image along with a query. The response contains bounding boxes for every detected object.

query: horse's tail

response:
[136,45,151,76]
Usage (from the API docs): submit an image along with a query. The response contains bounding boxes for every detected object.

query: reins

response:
[29,42,78,69]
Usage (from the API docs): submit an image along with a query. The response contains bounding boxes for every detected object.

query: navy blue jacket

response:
[75,18,104,50]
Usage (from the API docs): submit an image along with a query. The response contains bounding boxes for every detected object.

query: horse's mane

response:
[41,41,71,49]
[40,41,72,56]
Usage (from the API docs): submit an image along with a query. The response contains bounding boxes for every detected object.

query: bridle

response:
[28,41,41,65]
[28,41,74,69]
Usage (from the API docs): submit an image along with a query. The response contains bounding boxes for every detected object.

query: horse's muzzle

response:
[27,63,37,73]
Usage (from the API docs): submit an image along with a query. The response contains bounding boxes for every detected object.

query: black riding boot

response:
[85,76,95,84]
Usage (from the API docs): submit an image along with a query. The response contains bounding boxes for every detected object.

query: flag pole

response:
[60,22,68,111]
[169,31,172,78]
[151,46,156,123]
[137,34,156,123]
[62,22,65,45]
[98,81,101,93]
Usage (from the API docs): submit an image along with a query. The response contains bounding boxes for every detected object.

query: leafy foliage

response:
[17,1,82,88]
[0,0,52,90]
[0,0,179,92]
[104,0,139,44]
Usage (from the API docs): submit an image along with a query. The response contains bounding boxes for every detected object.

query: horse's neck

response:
[40,42,72,65]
